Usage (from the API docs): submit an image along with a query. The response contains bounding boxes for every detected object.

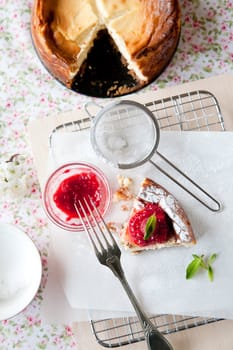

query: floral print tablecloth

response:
[0,0,232,349]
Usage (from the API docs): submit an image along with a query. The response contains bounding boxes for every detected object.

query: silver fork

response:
[74,197,174,350]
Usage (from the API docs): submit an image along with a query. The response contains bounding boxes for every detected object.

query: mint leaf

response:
[186,253,217,281]
[192,254,201,259]
[144,214,157,240]
[208,253,217,265]
[186,256,202,279]
[208,265,214,282]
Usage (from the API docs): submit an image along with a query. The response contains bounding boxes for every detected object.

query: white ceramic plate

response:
[0,223,42,321]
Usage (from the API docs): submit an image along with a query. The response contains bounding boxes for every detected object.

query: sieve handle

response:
[84,101,103,119]
[149,151,221,212]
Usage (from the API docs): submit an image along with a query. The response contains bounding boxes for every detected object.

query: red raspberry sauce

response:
[53,172,101,220]
[128,203,173,247]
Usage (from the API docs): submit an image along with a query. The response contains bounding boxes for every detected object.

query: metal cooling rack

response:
[90,314,223,348]
[49,90,225,348]
[50,90,224,144]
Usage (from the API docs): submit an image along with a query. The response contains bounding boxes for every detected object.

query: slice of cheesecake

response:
[120,178,196,253]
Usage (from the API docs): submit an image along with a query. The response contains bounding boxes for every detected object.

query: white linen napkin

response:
[42,131,233,322]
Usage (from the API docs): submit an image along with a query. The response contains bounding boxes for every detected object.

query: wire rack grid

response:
[49,89,225,348]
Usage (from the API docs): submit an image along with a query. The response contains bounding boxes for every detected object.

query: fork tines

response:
[74,196,120,259]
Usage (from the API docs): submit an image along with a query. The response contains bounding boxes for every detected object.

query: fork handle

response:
[106,256,173,350]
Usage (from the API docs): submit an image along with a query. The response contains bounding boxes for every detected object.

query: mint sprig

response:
[186,253,217,282]
[144,214,157,240]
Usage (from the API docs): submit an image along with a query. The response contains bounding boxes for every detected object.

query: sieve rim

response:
[90,100,160,169]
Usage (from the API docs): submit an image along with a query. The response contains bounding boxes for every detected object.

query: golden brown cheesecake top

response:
[96,0,141,19]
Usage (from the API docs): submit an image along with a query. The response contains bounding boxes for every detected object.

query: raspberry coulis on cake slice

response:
[120,178,196,252]
[128,203,174,247]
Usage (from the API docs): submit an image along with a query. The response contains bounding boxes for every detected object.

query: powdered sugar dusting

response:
[139,184,191,242]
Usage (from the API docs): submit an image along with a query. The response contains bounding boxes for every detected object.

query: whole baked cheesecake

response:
[31,0,181,96]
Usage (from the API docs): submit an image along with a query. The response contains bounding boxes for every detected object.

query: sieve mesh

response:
[90,101,159,169]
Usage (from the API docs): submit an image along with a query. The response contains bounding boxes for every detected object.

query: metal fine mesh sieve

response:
[87,100,220,212]
[90,101,160,169]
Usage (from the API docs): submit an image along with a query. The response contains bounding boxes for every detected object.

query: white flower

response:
[0,154,30,200]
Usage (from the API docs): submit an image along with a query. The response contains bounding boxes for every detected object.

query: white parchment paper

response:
[41,131,233,322]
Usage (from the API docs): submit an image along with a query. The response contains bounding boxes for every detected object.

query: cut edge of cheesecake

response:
[120,178,196,253]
